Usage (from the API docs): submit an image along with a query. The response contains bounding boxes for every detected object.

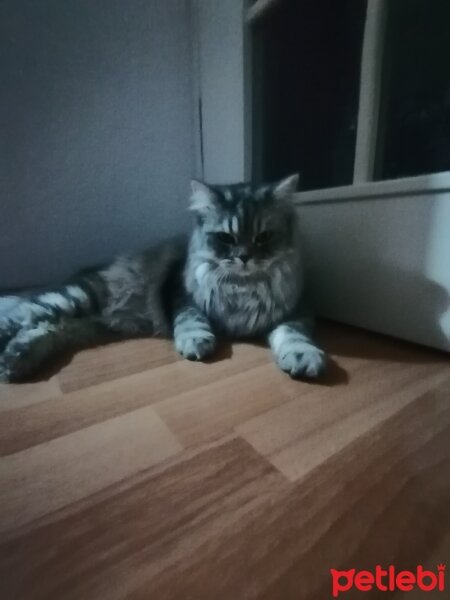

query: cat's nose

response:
[239,253,250,265]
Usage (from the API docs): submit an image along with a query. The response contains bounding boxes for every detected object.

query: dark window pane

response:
[376,0,450,180]
[253,0,367,190]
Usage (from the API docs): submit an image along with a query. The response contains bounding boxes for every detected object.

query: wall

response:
[298,192,450,352]
[0,0,196,289]
[196,0,251,183]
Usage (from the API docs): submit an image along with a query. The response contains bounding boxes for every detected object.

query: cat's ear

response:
[189,180,218,215]
[273,174,300,200]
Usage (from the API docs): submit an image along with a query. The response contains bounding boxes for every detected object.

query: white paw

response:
[270,325,327,379]
[175,331,216,361]
[276,343,327,378]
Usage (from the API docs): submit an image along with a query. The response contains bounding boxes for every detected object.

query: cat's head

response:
[188,174,300,275]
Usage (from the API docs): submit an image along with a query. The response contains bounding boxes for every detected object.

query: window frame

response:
[293,0,450,204]
[195,0,450,195]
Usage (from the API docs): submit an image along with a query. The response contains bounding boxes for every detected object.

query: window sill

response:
[293,171,450,206]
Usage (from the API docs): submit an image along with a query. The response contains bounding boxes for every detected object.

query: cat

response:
[0,174,327,383]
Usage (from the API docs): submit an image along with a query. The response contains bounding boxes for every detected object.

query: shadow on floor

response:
[316,319,449,366]
[310,267,450,362]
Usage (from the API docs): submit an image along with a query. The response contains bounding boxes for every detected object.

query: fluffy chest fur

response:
[185,257,302,337]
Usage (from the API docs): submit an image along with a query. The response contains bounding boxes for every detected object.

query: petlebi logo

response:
[330,564,446,597]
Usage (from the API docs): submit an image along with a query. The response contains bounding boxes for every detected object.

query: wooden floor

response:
[0,322,449,600]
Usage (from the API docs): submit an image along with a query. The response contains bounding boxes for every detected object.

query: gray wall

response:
[0,0,196,289]
[197,0,251,184]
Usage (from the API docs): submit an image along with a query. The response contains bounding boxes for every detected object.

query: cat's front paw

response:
[270,326,327,379]
[175,331,216,361]
[276,343,327,379]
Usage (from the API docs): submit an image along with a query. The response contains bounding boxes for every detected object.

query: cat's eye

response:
[254,231,275,245]
[214,232,236,245]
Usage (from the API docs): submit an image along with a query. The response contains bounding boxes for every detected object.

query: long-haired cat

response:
[0,174,326,382]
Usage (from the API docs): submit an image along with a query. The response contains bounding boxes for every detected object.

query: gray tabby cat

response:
[0,174,327,383]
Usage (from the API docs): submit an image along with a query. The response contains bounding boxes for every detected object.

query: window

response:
[375,0,450,180]
[252,0,450,192]
[253,0,367,191]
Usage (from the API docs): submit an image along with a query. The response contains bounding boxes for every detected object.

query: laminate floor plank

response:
[0,322,448,599]
[0,406,182,535]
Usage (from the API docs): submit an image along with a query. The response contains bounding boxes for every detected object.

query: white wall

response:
[0,0,196,289]
[298,193,450,352]
[196,0,251,183]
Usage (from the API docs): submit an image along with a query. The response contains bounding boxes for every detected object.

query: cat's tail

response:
[0,272,107,352]
[34,272,107,319]
[0,296,21,317]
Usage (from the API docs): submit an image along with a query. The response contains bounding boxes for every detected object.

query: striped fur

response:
[173,307,216,361]
[0,175,327,382]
